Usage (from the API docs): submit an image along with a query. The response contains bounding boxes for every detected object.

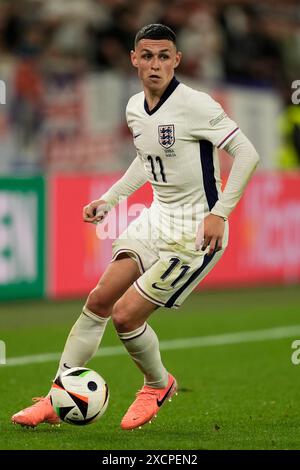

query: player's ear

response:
[174,51,182,69]
[131,50,138,68]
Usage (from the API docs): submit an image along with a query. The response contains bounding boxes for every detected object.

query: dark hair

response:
[134,24,176,48]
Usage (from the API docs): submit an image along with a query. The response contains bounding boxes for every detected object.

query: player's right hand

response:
[83,199,110,224]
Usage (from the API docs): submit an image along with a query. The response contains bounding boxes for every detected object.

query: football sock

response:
[53,306,109,381]
[117,323,169,389]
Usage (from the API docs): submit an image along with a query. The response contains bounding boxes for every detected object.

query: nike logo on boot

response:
[156,381,175,407]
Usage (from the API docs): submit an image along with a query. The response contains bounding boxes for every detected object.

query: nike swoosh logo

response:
[157,381,175,407]
[63,363,71,369]
[133,133,142,139]
[152,282,172,292]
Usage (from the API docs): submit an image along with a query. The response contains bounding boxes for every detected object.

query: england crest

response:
[158,125,175,149]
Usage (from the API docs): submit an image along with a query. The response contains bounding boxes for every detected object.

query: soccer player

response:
[12,24,259,430]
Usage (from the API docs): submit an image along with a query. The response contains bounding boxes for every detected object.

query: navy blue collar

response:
[144,76,180,116]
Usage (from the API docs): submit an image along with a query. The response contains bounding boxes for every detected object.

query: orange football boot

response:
[121,373,177,430]
[11,397,60,428]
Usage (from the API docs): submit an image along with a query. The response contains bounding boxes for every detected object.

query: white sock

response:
[118,323,168,389]
[53,306,109,381]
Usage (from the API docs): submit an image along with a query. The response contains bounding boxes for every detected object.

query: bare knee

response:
[111,300,137,333]
[86,286,113,318]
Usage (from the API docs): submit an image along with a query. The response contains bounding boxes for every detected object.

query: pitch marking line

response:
[5,324,300,367]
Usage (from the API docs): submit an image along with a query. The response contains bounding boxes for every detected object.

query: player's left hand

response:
[195,214,225,255]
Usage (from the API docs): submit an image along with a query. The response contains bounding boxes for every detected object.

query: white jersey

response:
[125,77,239,233]
[101,77,258,239]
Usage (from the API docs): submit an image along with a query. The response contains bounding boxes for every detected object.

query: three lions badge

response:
[158,125,175,149]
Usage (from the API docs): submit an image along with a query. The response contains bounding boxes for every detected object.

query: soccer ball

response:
[50,367,109,425]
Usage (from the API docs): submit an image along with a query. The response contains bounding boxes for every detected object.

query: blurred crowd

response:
[0,0,300,171]
[0,0,299,89]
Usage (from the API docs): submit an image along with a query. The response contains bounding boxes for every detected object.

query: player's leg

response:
[11,255,140,428]
[11,207,157,428]
[54,254,141,379]
[111,286,177,430]
[113,222,229,431]
[55,207,159,381]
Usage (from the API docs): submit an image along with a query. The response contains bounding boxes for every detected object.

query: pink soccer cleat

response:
[11,396,60,428]
[121,373,177,430]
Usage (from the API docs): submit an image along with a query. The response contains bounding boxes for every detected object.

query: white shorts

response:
[111,208,229,309]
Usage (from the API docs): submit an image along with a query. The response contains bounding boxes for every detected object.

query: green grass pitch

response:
[1,285,300,450]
